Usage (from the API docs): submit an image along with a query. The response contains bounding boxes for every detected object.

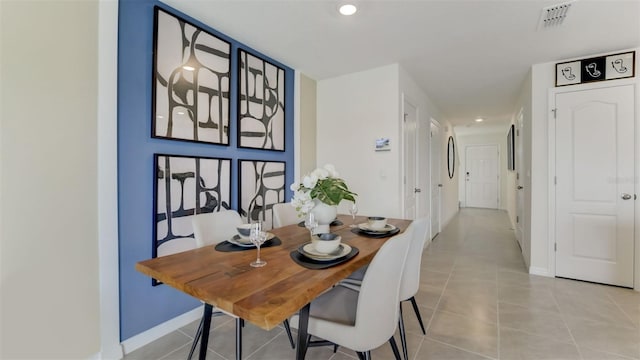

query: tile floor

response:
[124,208,640,360]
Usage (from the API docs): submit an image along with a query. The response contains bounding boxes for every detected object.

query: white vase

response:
[310,199,337,234]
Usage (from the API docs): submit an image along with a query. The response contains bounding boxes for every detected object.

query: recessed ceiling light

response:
[475,118,484,122]
[177,111,185,115]
[339,4,357,16]
[182,65,195,71]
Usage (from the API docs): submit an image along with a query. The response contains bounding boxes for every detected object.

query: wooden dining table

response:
[136,214,411,360]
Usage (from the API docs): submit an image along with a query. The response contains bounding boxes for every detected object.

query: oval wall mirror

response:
[447,136,455,179]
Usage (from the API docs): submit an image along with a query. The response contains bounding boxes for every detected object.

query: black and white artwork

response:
[239,160,286,230]
[556,51,635,87]
[606,51,635,80]
[238,49,286,151]
[154,154,231,263]
[555,60,581,86]
[153,7,231,145]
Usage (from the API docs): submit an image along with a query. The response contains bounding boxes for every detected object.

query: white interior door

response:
[430,120,442,238]
[515,109,525,253]
[555,85,635,288]
[465,145,499,209]
[403,101,418,219]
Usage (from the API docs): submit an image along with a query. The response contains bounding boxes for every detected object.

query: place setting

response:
[291,214,359,269]
[215,222,282,253]
[351,216,400,238]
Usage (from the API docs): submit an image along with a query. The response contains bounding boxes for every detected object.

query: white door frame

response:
[401,93,422,219]
[430,119,442,237]
[548,80,639,289]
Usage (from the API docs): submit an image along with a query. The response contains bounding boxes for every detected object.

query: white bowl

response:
[236,223,253,240]
[311,233,342,254]
[367,216,387,230]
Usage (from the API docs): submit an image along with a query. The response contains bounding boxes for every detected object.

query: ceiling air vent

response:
[538,1,575,29]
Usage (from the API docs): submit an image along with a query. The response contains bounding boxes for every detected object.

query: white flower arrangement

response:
[290,164,357,215]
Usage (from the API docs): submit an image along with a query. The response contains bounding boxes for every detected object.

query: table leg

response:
[295,303,310,360]
[199,304,213,360]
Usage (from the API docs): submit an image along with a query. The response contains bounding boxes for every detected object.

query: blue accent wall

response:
[118,0,295,340]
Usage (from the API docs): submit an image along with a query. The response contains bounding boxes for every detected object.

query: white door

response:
[465,145,499,209]
[430,120,442,238]
[555,85,635,287]
[515,109,525,252]
[403,101,418,219]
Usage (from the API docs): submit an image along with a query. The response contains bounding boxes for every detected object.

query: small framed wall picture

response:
[556,60,581,86]
[375,138,391,151]
[606,51,635,80]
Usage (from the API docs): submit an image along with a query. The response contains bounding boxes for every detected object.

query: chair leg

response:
[364,351,372,360]
[389,336,402,360]
[409,296,426,335]
[356,352,366,360]
[283,319,295,349]
[235,318,242,360]
[187,316,204,360]
[398,303,408,360]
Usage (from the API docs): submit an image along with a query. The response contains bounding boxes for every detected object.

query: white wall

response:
[317,63,448,221]
[317,64,402,218]
[456,131,509,210]
[528,47,640,289]
[0,1,102,357]
[298,73,317,178]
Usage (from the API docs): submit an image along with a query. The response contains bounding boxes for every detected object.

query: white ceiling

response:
[162,0,640,131]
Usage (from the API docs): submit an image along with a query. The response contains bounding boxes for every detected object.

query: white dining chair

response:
[339,218,430,360]
[189,210,295,360]
[272,202,300,228]
[289,229,413,360]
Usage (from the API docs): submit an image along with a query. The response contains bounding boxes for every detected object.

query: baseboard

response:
[121,306,203,355]
[529,266,552,277]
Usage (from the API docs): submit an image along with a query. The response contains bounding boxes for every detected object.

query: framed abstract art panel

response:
[238,160,286,229]
[238,49,286,151]
[153,7,231,144]
[153,154,231,265]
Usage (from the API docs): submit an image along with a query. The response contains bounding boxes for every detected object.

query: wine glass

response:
[304,212,318,237]
[249,222,267,267]
[349,202,359,227]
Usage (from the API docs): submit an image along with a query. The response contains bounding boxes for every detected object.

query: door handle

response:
[414,188,421,193]
[621,193,632,200]
[517,186,523,190]
[438,184,443,187]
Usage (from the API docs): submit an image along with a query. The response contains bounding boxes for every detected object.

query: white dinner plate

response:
[298,243,352,262]
[357,223,397,233]
[227,233,275,247]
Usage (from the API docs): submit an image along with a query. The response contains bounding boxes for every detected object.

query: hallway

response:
[125,209,640,360]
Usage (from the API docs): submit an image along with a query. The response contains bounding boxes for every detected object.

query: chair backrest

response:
[272,202,300,228]
[399,217,430,301]
[353,228,413,349]
[192,210,243,248]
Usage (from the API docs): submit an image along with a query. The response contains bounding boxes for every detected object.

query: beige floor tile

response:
[123,331,193,360]
[401,301,434,336]
[579,346,638,360]
[437,289,498,324]
[497,269,555,290]
[202,320,285,359]
[564,315,640,359]
[499,327,581,360]
[420,268,451,289]
[414,284,444,310]
[159,343,226,360]
[498,302,572,343]
[414,338,495,360]
[498,284,560,313]
[554,291,637,329]
[427,310,498,358]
